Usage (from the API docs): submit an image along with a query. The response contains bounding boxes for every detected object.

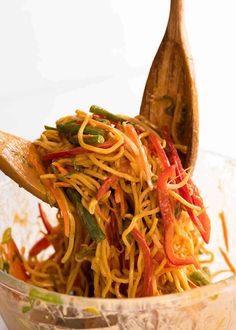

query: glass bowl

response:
[0,151,236,330]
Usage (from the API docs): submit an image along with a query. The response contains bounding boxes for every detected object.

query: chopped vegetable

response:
[90,105,125,123]
[1,228,28,281]
[189,270,210,286]
[190,183,211,244]
[219,247,236,273]
[219,211,229,252]
[29,236,51,257]
[83,135,105,145]
[2,228,12,244]
[57,122,106,137]
[67,134,105,146]
[38,203,53,234]
[42,141,115,161]
[53,187,71,237]
[148,133,169,169]
[96,175,119,201]
[163,127,210,243]
[66,189,105,242]
[42,146,91,161]
[157,166,199,268]
[131,228,153,296]
[44,125,57,131]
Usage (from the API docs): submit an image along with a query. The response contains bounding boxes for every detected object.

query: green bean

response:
[189,270,210,287]
[89,105,125,123]
[57,123,106,137]
[44,125,57,131]
[66,189,105,242]
[68,134,104,146]
[2,228,12,244]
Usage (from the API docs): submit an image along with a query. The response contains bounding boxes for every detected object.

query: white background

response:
[0,0,236,328]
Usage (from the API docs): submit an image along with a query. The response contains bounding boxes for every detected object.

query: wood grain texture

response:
[0,130,54,205]
[140,0,198,169]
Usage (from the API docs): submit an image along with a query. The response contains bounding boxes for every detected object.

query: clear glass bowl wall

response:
[0,151,236,330]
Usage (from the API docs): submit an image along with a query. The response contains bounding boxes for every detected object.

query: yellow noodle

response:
[66,262,80,294]
[61,211,75,263]
[89,154,139,182]
[83,168,107,181]
[110,269,129,284]
[127,243,135,298]
[169,190,202,211]
[95,146,125,162]
[42,261,66,284]
[122,207,159,252]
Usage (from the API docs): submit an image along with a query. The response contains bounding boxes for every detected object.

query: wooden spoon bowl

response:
[0,130,55,205]
[140,0,198,169]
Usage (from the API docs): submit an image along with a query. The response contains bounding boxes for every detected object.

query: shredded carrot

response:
[219,211,229,252]
[38,203,53,234]
[188,280,198,288]
[53,182,72,188]
[53,162,68,175]
[53,188,70,237]
[4,239,29,281]
[118,183,126,216]
[95,205,110,223]
[115,184,121,203]
[114,183,126,217]
[96,175,119,201]
[219,247,236,273]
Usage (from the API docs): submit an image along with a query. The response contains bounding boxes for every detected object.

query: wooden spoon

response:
[0,130,55,205]
[140,0,198,169]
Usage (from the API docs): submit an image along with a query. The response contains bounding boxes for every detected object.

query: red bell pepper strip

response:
[131,228,153,296]
[157,165,199,268]
[4,238,29,281]
[190,182,211,243]
[29,204,54,257]
[149,133,169,170]
[29,236,51,257]
[42,146,91,161]
[162,127,210,243]
[38,203,53,234]
[42,141,116,161]
[96,175,119,201]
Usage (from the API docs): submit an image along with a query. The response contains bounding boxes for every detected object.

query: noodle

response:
[1,106,214,298]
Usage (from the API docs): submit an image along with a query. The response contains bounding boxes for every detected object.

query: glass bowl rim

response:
[0,270,236,308]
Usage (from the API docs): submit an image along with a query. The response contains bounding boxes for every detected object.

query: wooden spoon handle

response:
[166,0,184,42]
